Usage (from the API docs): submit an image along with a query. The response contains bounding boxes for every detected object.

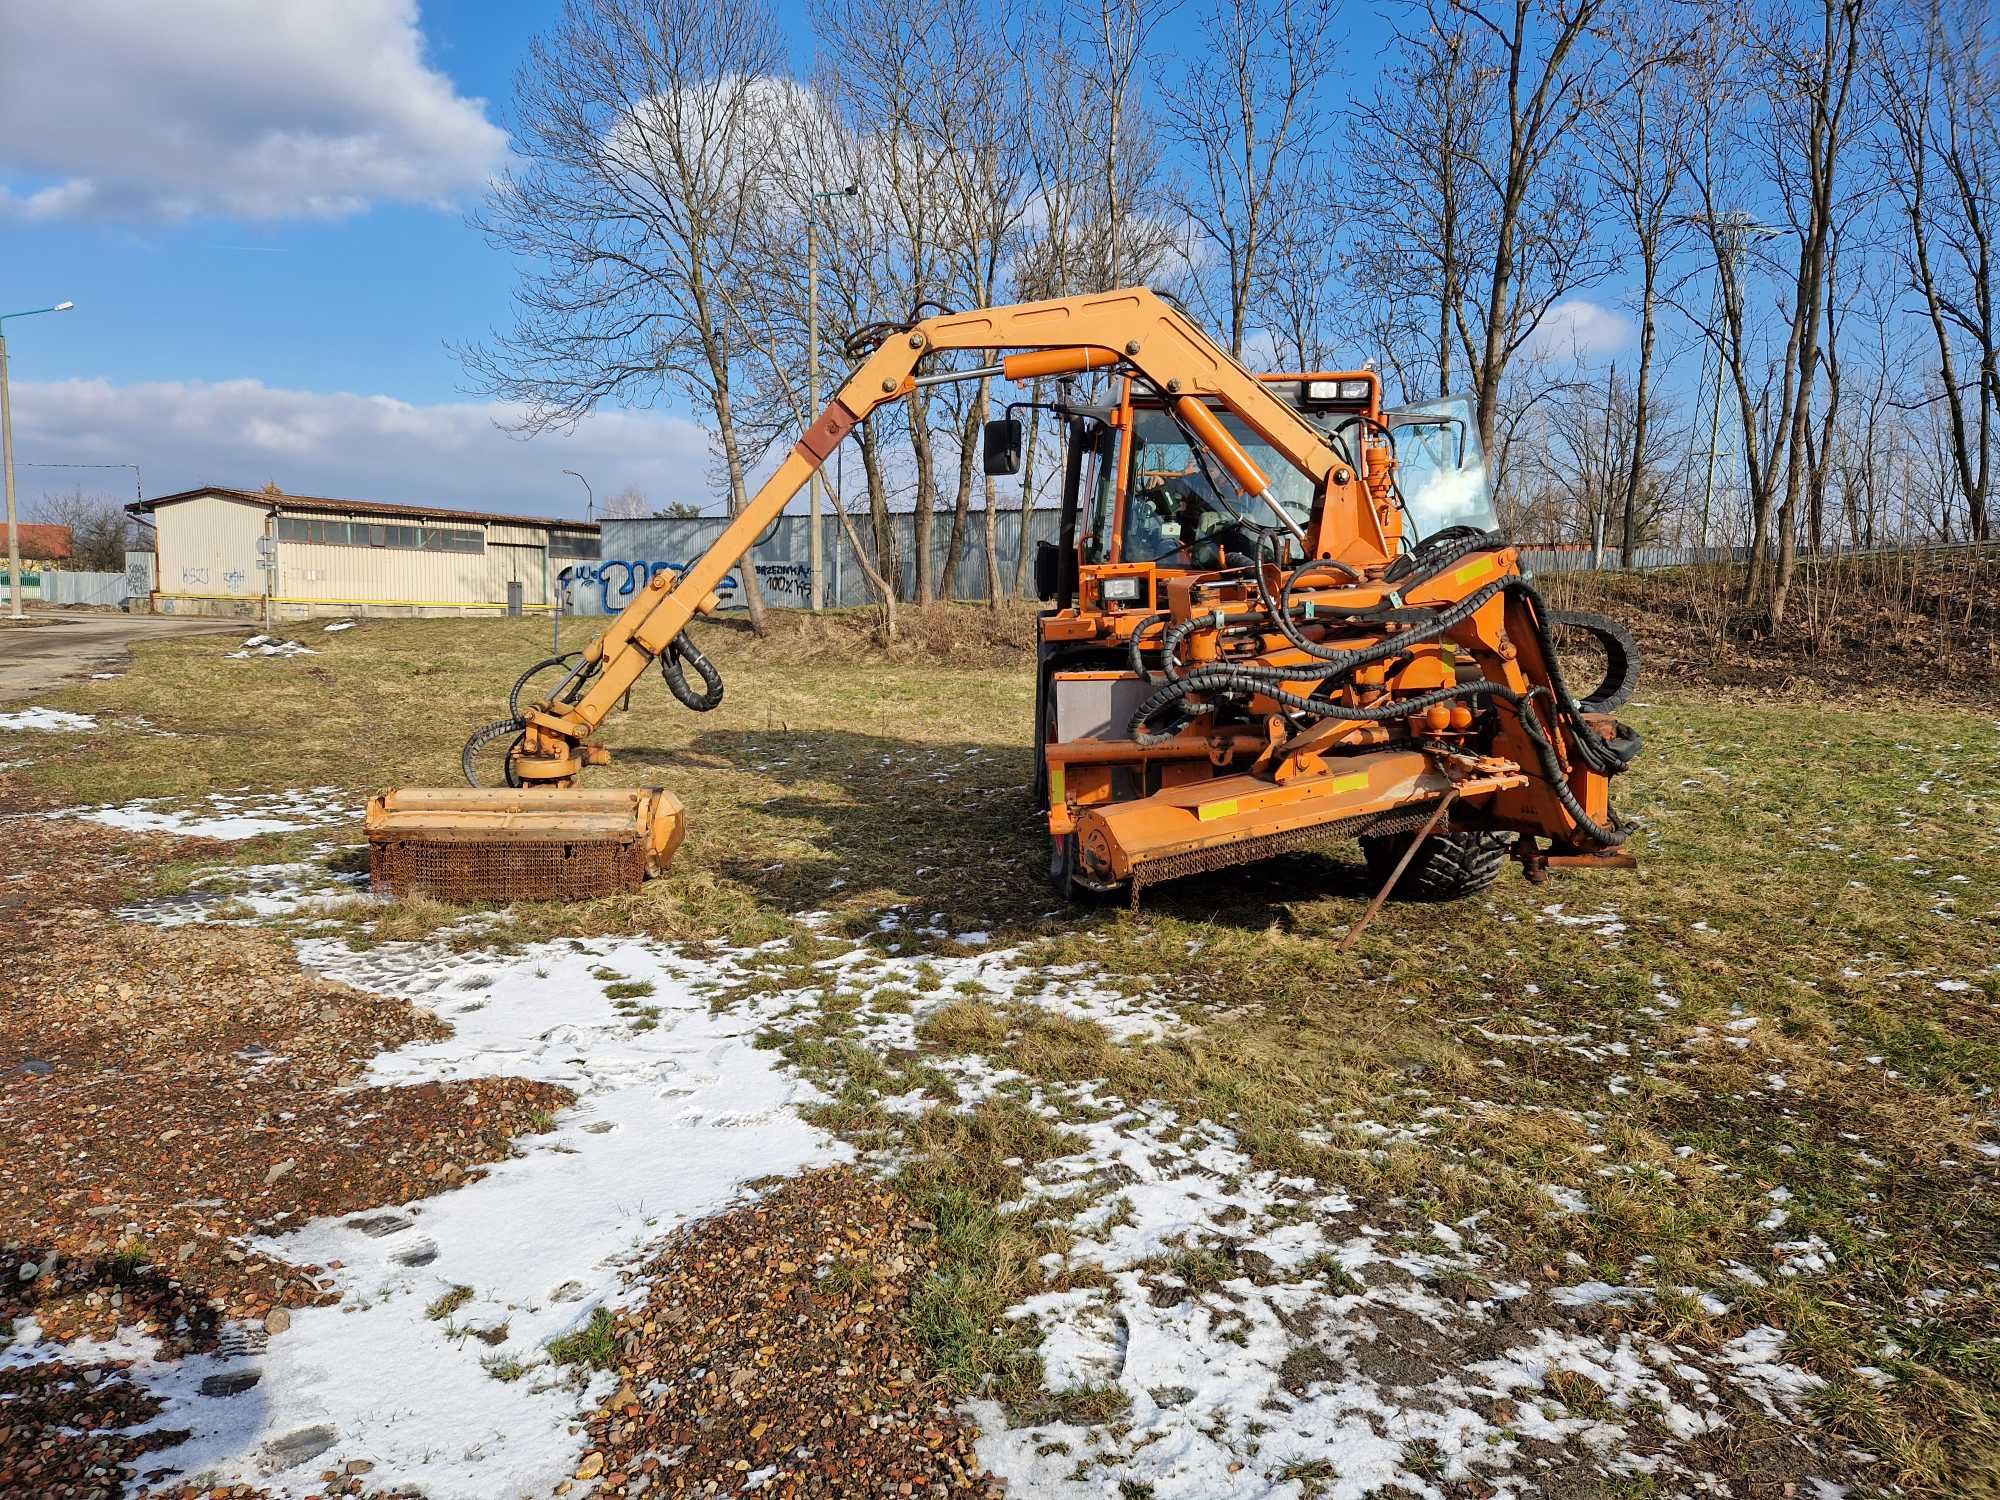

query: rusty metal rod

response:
[1336,786,1460,952]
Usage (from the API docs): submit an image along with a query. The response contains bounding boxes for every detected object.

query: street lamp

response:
[561,468,594,523]
[806,184,858,612]
[2,300,75,620]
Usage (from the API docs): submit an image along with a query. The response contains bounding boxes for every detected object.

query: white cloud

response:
[1524,299,1634,362]
[11,376,719,518]
[0,0,505,222]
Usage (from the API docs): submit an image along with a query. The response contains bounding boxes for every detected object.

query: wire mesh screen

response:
[369,834,647,902]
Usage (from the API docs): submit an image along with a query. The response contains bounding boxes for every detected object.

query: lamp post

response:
[806,185,857,611]
[1,300,75,619]
[561,468,594,523]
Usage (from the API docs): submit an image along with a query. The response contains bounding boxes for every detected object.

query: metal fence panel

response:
[559,521,1982,616]
[0,568,134,606]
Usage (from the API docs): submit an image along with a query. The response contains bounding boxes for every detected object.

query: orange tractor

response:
[368,287,1639,905]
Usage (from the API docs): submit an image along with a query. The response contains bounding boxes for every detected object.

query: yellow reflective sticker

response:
[1454,557,1494,586]
[1196,798,1240,822]
[1328,772,1369,794]
[1049,763,1067,804]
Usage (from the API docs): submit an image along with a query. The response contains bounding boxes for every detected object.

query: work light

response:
[1306,378,1371,403]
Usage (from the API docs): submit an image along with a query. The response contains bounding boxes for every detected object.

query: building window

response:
[549,532,599,559]
[274,515,484,553]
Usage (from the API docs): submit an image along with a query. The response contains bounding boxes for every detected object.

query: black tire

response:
[1548,610,1640,714]
[1360,828,1509,902]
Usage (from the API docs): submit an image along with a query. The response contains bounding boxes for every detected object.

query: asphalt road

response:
[0,609,244,704]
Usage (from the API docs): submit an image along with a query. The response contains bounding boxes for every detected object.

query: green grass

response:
[8,611,1998,1493]
[545,1307,617,1370]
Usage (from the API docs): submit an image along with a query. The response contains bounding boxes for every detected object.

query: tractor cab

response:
[1000,373,1496,620]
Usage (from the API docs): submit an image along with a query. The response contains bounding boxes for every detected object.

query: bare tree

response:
[922,0,1036,601]
[1753,0,1867,626]
[30,487,132,571]
[1448,0,1615,459]
[1347,11,1496,399]
[460,0,787,633]
[1586,10,1694,564]
[1873,0,1997,543]
[1169,0,1343,359]
[600,484,651,519]
[1349,0,1613,462]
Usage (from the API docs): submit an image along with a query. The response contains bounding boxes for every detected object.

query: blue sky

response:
[0,1,776,516]
[1,0,1619,520]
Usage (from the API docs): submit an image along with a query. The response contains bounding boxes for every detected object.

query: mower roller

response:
[367,286,1641,907]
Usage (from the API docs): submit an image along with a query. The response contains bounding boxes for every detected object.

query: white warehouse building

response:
[128,487,600,621]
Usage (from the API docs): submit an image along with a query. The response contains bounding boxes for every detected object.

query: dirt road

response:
[0,609,243,702]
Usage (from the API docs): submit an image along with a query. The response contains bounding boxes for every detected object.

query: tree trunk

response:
[938,378,989,600]
[907,384,939,602]
[1010,379,1045,596]
[859,421,902,603]
[713,378,770,635]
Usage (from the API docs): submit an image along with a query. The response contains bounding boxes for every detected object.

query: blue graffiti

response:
[565,559,810,613]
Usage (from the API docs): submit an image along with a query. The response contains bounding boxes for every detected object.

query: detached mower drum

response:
[366,787,684,902]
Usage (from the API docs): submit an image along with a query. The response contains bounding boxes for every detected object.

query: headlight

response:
[1101,576,1143,603]
[1306,378,1372,403]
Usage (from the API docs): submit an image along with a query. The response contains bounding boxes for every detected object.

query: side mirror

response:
[1032,539,1059,601]
[982,417,1023,477]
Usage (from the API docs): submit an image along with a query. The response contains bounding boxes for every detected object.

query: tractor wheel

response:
[1359,828,1509,902]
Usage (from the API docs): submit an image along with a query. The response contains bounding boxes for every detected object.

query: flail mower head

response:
[365,786,684,902]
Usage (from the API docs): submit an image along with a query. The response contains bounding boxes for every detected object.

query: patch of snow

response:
[322,620,357,633]
[229,636,317,659]
[63,928,848,1498]
[72,788,352,842]
[0,706,97,731]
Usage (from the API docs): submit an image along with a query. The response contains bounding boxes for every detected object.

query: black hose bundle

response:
[660,632,724,712]
[1124,555,1639,845]
[509,653,592,720]
[462,718,526,789]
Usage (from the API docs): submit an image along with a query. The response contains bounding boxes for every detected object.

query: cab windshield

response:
[1116,407,1315,567]
[1388,395,1499,541]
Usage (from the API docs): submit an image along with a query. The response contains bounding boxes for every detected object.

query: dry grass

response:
[6,590,1998,1492]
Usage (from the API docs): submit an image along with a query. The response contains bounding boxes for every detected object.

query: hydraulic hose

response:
[1128,613,1170,681]
[462,718,527,789]
[661,632,724,712]
[510,653,583,721]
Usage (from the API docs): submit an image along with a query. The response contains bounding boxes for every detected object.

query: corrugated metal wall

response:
[571,510,1061,615]
[154,495,267,607]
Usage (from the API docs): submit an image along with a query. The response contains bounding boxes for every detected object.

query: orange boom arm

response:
[511,287,1391,785]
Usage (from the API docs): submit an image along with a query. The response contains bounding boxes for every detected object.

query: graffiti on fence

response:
[565,558,812,613]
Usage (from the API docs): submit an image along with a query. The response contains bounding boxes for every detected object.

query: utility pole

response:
[806,184,858,612]
[1,300,76,619]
